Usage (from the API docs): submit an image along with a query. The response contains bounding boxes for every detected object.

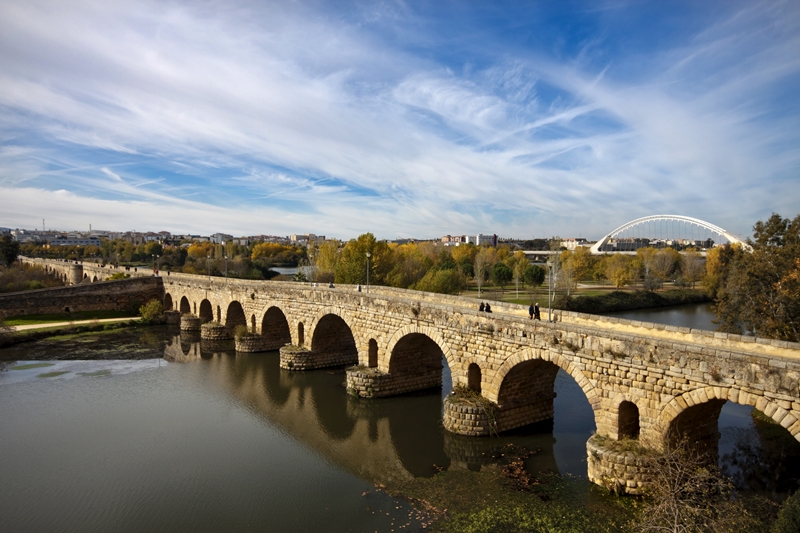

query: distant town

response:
[0,227,714,253]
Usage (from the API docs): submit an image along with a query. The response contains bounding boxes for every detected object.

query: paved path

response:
[11,317,141,332]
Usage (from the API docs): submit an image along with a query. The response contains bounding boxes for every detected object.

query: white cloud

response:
[0,0,797,240]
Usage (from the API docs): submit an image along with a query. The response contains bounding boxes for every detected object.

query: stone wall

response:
[0,277,163,319]
[586,435,651,495]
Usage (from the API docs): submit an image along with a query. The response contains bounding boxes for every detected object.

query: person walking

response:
[534,303,541,320]
[479,302,485,312]
[485,303,492,313]
[529,303,534,319]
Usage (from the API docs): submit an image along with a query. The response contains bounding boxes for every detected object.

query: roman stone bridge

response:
[21,257,800,493]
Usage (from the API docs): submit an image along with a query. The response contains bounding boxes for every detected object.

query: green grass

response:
[11,362,56,370]
[37,371,69,378]
[78,370,112,377]
[4,310,135,326]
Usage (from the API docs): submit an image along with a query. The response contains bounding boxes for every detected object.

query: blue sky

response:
[1,0,798,240]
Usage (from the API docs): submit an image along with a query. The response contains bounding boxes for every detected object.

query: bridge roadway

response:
[27,257,800,493]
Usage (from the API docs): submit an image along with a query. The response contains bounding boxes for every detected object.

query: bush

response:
[772,491,800,533]
[107,272,130,280]
[234,324,253,339]
[139,299,164,322]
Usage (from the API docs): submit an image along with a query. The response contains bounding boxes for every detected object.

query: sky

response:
[0,0,798,241]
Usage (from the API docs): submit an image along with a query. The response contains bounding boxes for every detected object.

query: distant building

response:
[441,235,467,246]
[561,238,590,251]
[468,234,497,246]
[211,233,234,244]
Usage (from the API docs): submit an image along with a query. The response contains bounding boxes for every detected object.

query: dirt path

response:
[11,317,141,331]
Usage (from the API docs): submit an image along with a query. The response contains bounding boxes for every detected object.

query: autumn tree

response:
[605,254,633,288]
[713,213,800,343]
[680,250,705,289]
[335,233,391,285]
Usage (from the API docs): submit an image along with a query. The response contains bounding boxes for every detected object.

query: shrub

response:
[139,299,164,322]
[773,490,800,533]
[234,324,252,339]
[107,272,130,280]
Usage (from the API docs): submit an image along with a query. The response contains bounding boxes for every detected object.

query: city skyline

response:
[1,1,798,240]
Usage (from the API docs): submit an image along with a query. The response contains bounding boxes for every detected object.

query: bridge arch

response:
[308,310,359,367]
[383,324,456,376]
[653,387,800,448]
[179,296,191,314]
[488,348,600,433]
[224,301,247,332]
[198,299,214,323]
[590,214,751,254]
[261,306,292,350]
[164,293,173,311]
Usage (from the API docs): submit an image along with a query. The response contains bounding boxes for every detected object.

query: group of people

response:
[528,302,541,320]
[478,302,492,313]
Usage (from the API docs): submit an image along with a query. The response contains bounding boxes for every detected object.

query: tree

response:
[473,247,492,296]
[490,262,513,293]
[0,234,21,267]
[523,264,545,288]
[650,248,681,285]
[714,213,800,343]
[680,250,705,289]
[605,254,633,288]
[335,233,391,285]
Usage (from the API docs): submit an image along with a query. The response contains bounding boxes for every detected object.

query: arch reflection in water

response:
[164,331,598,484]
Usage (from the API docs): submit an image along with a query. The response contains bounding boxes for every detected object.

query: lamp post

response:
[206,255,211,281]
[224,255,228,281]
[365,252,371,294]
[548,262,553,322]
[152,254,155,275]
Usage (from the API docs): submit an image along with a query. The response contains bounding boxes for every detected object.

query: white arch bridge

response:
[590,215,751,254]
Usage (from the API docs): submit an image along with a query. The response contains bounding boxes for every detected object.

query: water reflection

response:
[164,330,595,485]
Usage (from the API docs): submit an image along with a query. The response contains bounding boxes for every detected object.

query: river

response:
[1,303,797,531]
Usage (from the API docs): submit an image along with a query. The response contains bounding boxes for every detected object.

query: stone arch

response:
[164,293,174,311]
[225,301,247,332]
[309,313,358,367]
[261,306,292,350]
[489,348,600,433]
[383,324,456,375]
[368,339,378,368]
[383,331,449,395]
[654,387,800,446]
[179,296,191,314]
[489,348,599,407]
[618,400,640,439]
[199,299,213,323]
[468,363,481,394]
[92,275,97,282]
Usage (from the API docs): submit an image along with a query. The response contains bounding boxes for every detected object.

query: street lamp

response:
[548,262,553,322]
[224,255,228,281]
[206,254,211,281]
[365,252,371,294]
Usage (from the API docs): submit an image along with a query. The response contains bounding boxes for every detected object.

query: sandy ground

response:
[10,317,140,331]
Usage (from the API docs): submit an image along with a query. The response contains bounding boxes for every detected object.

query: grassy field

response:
[3,310,136,326]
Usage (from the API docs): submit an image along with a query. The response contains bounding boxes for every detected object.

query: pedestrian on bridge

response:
[479,302,485,312]
[529,303,534,319]
[534,303,541,320]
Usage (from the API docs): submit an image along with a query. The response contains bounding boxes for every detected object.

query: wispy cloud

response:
[0,0,797,239]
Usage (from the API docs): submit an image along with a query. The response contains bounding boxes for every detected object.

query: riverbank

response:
[0,318,145,349]
[557,289,711,314]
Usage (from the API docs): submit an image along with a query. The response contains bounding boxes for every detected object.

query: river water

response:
[1,304,798,531]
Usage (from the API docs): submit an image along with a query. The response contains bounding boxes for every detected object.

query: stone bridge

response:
[21,257,800,493]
